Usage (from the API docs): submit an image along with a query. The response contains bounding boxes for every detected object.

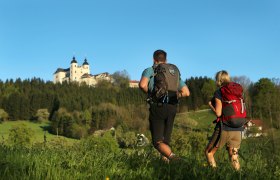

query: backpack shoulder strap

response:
[149,65,157,79]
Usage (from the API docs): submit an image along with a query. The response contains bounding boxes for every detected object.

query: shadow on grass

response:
[39,124,53,134]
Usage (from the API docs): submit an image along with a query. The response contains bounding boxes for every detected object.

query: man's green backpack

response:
[150,63,180,103]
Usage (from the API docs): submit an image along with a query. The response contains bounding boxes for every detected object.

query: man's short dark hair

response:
[153,49,167,62]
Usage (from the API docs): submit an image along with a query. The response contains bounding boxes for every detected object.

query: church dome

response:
[71,56,77,64]
[83,58,89,65]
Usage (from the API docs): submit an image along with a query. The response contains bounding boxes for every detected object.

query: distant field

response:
[0,121,74,143]
[0,110,216,144]
[175,109,216,131]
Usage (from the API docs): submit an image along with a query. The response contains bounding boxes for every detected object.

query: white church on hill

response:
[53,57,112,86]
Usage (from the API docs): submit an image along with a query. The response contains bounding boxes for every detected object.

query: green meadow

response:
[0,120,76,144]
[0,110,279,179]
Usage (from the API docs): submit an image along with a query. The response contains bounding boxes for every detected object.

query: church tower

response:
[70,56,78,81]
[82,58,90,74]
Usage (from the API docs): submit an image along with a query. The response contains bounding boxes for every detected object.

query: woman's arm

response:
[215,98,222,117]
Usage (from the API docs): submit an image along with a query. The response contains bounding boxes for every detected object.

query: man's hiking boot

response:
[161,153,181,163]
[168,153,181,162]
[161,155,170,164]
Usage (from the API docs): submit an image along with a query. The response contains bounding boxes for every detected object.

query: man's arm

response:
[178,85,190,98]
[139,76,149,93]
[177,79,190,98]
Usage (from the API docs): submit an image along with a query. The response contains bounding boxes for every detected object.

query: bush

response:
[71,124,88,139]
[0,108,9,122]
[8,124,35,147]
[35,109,50,122]
[80,131,120,154]
[118,131,137,148]
[51,108,74,137]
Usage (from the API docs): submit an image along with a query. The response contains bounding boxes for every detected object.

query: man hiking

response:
[139,49,190,161]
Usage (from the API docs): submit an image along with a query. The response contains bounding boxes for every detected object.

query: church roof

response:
[54,68,70,74]
[92,72,109,76]
[71,56,77,64]
[81,73,93,78]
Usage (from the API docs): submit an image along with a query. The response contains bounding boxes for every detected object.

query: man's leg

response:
[155,141,172,158]
[162,104,177,160]
[149,105,172,159]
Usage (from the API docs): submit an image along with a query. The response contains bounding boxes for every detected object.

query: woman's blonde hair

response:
[215,70,231,87]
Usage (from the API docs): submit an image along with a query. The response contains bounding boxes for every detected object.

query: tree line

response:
[0,75,279,138]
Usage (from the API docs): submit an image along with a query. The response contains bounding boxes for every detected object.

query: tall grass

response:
[0,132,279,179]
[0,114,279,179]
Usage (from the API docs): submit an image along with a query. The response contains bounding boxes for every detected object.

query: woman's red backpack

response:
[220,82,247,128]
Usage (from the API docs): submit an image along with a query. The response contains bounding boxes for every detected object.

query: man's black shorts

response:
[149,103,177,145]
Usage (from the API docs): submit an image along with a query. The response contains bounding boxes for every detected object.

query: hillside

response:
[0,121,75,144]
[175,109,216,131]
[0,109,216,143]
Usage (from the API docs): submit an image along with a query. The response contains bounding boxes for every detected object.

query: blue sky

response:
[0,0,279,83]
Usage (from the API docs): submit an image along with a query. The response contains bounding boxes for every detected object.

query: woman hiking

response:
[205,70,247,170]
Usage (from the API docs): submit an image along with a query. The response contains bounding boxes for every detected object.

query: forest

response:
[0,75,280,138]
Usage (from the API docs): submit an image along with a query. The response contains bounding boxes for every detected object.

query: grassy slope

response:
[0,109,216,143]
[0,121,75,143]
[175,109,216,131]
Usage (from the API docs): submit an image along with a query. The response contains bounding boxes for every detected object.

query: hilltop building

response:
[129,80,140,88]
[53,57,112,86]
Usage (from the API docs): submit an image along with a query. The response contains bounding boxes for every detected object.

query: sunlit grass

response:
[176,109,216,131]
[0,120,76,144]
[0,136,279,179]
[0,113,279,179]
